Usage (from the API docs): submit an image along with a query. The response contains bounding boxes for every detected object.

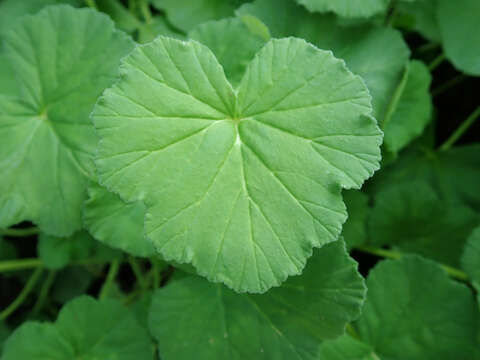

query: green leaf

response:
[0,0,80,36]
[382,60,432,153]
[317,334,377,360]
[0,6,135,235]
[368,182,479,266]
[151,0,238,33]
[51,266,93,304]
[368,144,480,212]
[295,0,390,18]
[83,182,156,257]
[0,51,18,96]
[461,226,480,304]
[148,240,366,360]
[96,0,142,34]
[0,322,10,354]
[396,0,440,41]
[2,296,154,360]
[38,230,121,269]
[437,0,480,75]
[342,190,369,249]
[93,36,382,293]
[137,16,185,44]
[237,0,410,123]
[354,256,479,360]
[189,16,269,85]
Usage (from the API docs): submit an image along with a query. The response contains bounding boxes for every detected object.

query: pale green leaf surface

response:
[38,230,121,269]
[151,0,237,33]
[0,51,17,96]
[317,334,377,360]
[83,182,156,257]
[93,36,382,293]
[383,60,432,153]
[295,0,390,18]
[148,240,366,360]
[189,16,269,85]
[368,182,479,266]
[355,256,479,360]
[437,0,480,75]
[237,0,410,123]
[2,296,154,360]
[461,226,480,303]
[342,190,369,249]
[0,6,135,235]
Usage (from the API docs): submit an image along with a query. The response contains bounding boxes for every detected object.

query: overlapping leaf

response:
[295,0,390,18]
[461,226,480,304]
[148,240,366,360]
[2,296,154,360]
[319,256,480,360]
[0,6,134,235]
[93,36,382,293]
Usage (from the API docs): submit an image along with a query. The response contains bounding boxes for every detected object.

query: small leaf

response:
[0,5,135,235]
[342,190,369,249]
[354,256,479,360]
[83,182,155,257]
[148,240,366,360]
[93,36,382,293]
[189,16,269,85]
[151,0,238,32]
[382,60,432,154]
[295,0,390,18]
[461,226,480,304]
[437,0,480,75]
[2,296,154,360]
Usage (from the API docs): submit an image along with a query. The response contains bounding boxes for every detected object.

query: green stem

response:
[32,270,56,314]
[416,42,440,54]
[0,258,108,273]
[0,227,39,237]
[0,267,43,320]
[128,257,148,290]
[439,106,480,151]
[428,53,446,71]
[139,0,152,24]
[382,64,409,129]
[85,0,97,9]
[99,259,120,300]
[355,245,469,281]
[432,74,467,97]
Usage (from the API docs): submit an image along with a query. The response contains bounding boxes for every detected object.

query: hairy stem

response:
[99,259,121,300]
[439,106,480,151]
[355,245,468,281]
[139,0,152,24]
[0,227,39,237]
[0,267,43,320]
[32,270,56,314]
[428,53,446,71]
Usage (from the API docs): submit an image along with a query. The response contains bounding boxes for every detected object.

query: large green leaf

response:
[437,0,480,76]
[2,296,154,360]
[237,0,410,123]
[83,182,156,257]
[396,0,440,41]
[461,226,480,304]
[295,0,390,18]
[352,256,480,360]
[0,6,134,235]
[368,182,479,266]
[317,334,377,360]
[382,60,432,154]
[151,0,238,33]
[93,36,382,293]
[148,240,366,360]
[189,16,269,85]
